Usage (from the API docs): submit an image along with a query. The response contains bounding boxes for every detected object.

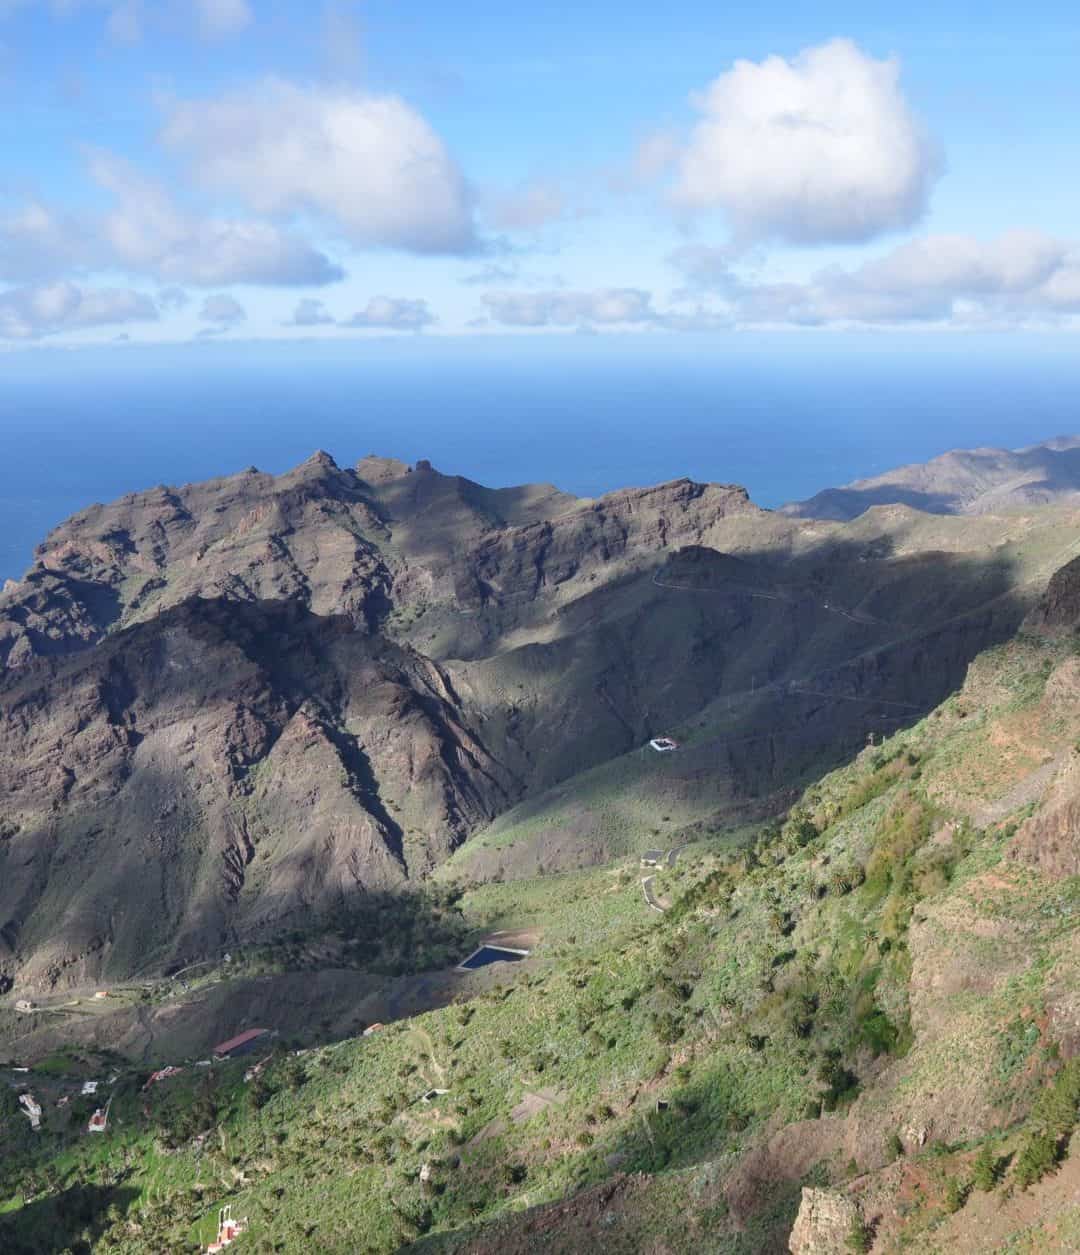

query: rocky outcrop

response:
[1009,755,1080,879]
[0,450,1061,986]
[0,597,516,989]
[1024,554,1080,633]
[0,454,761,673]
[788,1188,863,1254]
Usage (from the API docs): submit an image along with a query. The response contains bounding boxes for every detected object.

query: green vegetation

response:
[4,623,1080,1253]
[845,1214,871,1253]
[1013,1058,1080,1190]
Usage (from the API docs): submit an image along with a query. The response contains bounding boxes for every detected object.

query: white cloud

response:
[161,79,476,255]
[0,280,157,339]
[288,297,335,326]
[666,243,742,294]
[0,201,87,281]
[157,285,189,310]
[199,292,246,326]
[676,230,1080,327]
[343,296,435,331]
[666,38,940,245]
[460,262,520,287]
[632,129,680,183]
[483,288,656,327]
[837,229,1065,297]
[194,0,251,41]
[87,150,344,286]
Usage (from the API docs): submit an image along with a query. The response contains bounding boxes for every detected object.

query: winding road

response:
[640,842,690,913]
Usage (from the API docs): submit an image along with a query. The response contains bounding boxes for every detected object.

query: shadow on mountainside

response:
[0,1183,139,1255]
[782,485,964,520]
[450,535,1036,882]
[0,528,1047,988]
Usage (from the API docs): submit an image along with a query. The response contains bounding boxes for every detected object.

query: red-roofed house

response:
[213,1029,270,1060]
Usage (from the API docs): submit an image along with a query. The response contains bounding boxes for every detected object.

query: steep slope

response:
[783,434,1080,520]
[4,553,1080,1253]
[0,597,514,991]
[3,454,1080,995]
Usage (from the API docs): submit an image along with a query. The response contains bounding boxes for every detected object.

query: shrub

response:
[784,808,819,850]
[819,1054,859,1111]
[972,1143,997,1191]
[845,1215,871,1253]
[857,1008,905,1058]
[1014,1131,1061,1190]
[1013,1057,1080,1189]
[942,1176,966,1214]
[651,1013,684,1045]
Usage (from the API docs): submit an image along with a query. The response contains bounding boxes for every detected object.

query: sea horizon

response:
[3,333,1079,584]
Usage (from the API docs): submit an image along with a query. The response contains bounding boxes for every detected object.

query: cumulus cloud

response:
[157,285,189,310]
[482,288,656,327]
[288,297,335,327]
[671,230,1080,327]
[343,296,435,331]
[87,150,343,286]
[199,292,246,328]
[666,243,743,295]
[161,80,476,254]
[0,201,88,281]
[664,38,940,245]
[0,280,157,339]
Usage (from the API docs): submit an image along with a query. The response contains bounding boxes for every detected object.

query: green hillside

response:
[4,614,1080,1253]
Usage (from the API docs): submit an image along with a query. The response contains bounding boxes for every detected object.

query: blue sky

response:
[2,0,1080,344]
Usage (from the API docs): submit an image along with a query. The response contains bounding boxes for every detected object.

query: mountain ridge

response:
[783,434,1080,520]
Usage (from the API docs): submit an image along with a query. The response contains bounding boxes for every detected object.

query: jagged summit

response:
[357,453,413,483]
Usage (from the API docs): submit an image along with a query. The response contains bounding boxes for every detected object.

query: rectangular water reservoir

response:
[457,945,530,971]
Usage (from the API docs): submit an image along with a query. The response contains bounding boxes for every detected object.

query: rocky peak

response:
[356,454,412,484]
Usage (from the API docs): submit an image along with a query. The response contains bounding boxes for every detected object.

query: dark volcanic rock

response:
[1024,554,1080,633]
[0,597,515,989]
[0,450,1052,987]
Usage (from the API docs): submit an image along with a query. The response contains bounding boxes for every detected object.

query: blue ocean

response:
[2,333,1079,583]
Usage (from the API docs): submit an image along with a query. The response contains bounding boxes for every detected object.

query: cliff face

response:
[0,598,515,988]
[1023,553,1080,634]
[0,451,1057,988]
[0,453,757,669]
[0,454,774,987]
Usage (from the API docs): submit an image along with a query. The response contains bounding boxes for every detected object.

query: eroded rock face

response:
[0,597,516,989]
[1009,755,1080,879]
[788,1188,862,1254]
[0,454,759,670]
[0,451,1054,986]
[1025,554,1080,633]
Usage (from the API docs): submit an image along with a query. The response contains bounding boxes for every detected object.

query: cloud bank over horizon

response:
[0,7,1077,344]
